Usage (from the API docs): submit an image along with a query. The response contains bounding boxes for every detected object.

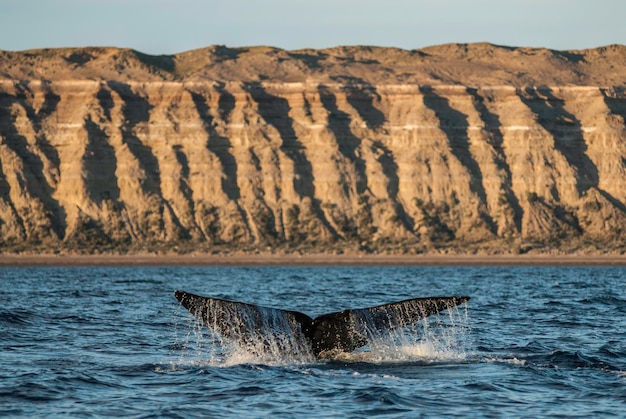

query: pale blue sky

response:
[1,0,624,54]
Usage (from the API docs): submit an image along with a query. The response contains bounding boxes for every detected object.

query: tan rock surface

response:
[1,43,625,254]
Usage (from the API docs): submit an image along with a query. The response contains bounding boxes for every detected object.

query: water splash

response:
[175,302,470,367]
[343,303,471,363]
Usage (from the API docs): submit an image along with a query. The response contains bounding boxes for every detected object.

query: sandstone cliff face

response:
[1,44,625,254]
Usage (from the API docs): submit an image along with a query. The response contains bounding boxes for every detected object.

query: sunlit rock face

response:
[1,44,625,253]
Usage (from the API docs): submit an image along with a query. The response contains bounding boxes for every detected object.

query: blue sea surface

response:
[1,265,625,417]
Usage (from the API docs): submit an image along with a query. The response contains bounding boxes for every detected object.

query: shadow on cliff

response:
[170,143,204,240]
[344,86,386,130]
[133,51,176,74]
[189,87,259,241]
[318,85,416,238]
[172,145,194,212]
[318,86,369,197]
[519,87,597,194]
[189,89,240,201]
[287,51,329,71]
[83,116,121,204]
[600,88,626,213]
[106,83,166,204]
[244,83,338,239]
[467,87,523,233]
[245,84,313,197]
[420,86,497,235]
[521,87,626,214]
[106,82,160,199]
[318,85,374,238]
[370,140,415,234]
[106,82,187,238]
[340,85,415,234]
[23,82,62,172]
[0,158,25,238]
[0,88,66,240]
[97,85,114,121]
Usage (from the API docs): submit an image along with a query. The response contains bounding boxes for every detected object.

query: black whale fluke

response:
[174,290,469,357]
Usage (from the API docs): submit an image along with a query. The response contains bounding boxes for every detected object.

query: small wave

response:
[490,348,622,373]
[598,342,626,365]
[0,310,34,326]
[111,363,167,377]
[51,372,121,391]
[578,296,626,305]
[543,350,620,371]
[351,385,418,414]
[0,380,63,403]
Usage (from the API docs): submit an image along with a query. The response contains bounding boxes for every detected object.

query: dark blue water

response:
[1,265,625,417]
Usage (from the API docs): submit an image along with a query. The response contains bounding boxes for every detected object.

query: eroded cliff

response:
[1,44,625,254]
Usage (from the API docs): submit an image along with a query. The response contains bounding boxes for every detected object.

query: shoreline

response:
[1,253,626,267]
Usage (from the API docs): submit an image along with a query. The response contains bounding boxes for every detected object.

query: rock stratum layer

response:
[1,43,626,254]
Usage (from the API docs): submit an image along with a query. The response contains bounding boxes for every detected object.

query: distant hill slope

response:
[2,43,626,85]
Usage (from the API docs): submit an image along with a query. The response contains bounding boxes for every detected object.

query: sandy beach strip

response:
[1,253,625,267]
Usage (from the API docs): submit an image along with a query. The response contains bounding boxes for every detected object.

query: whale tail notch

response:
[174,290,469,357]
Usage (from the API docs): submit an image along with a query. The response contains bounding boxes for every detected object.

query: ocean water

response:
[1,265,625,417]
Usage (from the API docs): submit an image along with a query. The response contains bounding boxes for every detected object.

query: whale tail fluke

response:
[174,290,469,357]
[308,296,470,355]
[174,290,313,340]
